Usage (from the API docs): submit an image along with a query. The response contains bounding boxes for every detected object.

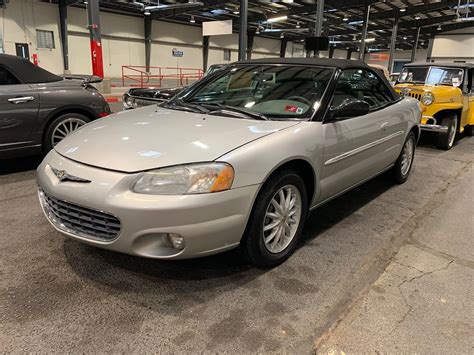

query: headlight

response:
[421,92,434,106]
[131,163,234,195]
[122,93,136,109]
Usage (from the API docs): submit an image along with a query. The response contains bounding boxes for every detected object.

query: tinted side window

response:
[0,67,20,85]
[331,69,394,111]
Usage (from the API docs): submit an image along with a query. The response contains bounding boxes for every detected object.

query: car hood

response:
[54,105,300,173]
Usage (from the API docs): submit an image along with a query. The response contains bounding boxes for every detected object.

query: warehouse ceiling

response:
[45,0,474,51]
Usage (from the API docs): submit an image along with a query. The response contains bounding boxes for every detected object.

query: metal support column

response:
[426,27,436,62]
[411,21,421,63]
[346,48,353,59]
[86,0,104,78]
[359,2,371,61]
[202,35,209,72]
[388,10,400,74]
[58,0,69,72]
[238,0,248,61]
[329,45,335,58]
[280,38,288,58]
[314,0,324,57]
[144,16,152,72]
[247,30,255,60]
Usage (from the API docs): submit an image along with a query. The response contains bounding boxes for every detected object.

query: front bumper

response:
[36,150,259,259]
[420,116,449,133]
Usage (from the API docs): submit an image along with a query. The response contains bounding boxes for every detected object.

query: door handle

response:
[8,96,35,104]
[381,122,389,131]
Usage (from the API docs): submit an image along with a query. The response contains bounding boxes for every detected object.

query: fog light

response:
[168,233,185,250]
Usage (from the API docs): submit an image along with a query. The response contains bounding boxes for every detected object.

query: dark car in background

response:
[122,64,228,109]
[0,54,111,159]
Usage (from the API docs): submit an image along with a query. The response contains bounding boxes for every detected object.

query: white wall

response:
[0,0,63,73]
[0,1,285,80]
[365,49,428,71]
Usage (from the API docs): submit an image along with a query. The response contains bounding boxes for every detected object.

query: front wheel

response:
[240,170,308,267]
[436,114,458,150]
[392,132,416,184]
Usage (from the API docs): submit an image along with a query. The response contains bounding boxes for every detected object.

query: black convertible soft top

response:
[0,53,62,84]
[237,57,371,70]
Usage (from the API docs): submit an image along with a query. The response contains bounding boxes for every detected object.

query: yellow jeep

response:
[394,62,474,150]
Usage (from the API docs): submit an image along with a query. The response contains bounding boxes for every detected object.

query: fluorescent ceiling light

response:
[144,2,203,11]
[266,15,288,23]
[347,20,363,25]
[400,8,406,12]
[343,16,349,21]
[365,38,375,43]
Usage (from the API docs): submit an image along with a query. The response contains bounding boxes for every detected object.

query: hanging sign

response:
[202,20,233,36]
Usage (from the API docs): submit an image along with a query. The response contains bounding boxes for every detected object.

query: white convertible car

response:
[37,58,420,267]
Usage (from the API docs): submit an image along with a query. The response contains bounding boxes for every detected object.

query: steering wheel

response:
[287,96,312,106]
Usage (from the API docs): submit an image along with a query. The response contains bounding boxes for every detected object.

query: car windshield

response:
[398,66,464,86]
[178,65,334,120]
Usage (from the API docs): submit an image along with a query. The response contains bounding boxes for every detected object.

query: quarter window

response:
[331,68,394,112]
[0,67,20,85]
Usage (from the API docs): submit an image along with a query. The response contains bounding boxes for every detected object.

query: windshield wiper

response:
[164,98,210,114]
[198,102,269,121]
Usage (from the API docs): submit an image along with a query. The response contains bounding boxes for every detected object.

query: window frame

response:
[36,29,55,50]
[322,66,401,123]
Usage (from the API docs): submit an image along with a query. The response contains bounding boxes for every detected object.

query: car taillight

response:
[98,112,110,118]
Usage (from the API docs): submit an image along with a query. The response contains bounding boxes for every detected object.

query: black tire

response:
[436,113,458,150]
[392,132,416,184]
[464,125,474,137]
[43,113,90,153]
[239,169,308,267]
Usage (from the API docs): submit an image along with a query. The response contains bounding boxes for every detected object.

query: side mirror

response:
[329,99,370,120]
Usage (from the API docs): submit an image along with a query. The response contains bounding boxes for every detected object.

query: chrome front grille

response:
[397,90,422,101]
[135,98,161,107]
[406,92,422,101]
[39,190,121,242]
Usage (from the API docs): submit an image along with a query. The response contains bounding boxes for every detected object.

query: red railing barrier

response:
[121,65,204,88]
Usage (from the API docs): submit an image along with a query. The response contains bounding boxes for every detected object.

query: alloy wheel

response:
[448,117,457,148]
[263,184,302,254]
[51,118,87,146]
[400,137,414,176]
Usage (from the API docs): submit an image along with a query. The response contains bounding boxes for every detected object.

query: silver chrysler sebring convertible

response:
[37,58,420,266]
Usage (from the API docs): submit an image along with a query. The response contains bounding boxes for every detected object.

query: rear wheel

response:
[240,170,308,267]
[436,114,458,150]
[43,113,90,153]
[392,132,416,184]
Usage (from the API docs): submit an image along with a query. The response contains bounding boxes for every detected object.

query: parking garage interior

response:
[1,0,473,353]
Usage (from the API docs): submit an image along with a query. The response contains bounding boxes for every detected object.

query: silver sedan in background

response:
[37,58,420,267]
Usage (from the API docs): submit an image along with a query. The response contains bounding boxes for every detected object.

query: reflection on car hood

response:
[54,105,300,173]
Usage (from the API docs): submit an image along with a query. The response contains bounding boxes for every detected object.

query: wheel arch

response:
[42,106,96,142]
[41,106,97,152]
[433,108,463,131]
[258,158,317,208]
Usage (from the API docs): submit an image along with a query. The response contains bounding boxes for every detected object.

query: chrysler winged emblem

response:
[51,166,91,183]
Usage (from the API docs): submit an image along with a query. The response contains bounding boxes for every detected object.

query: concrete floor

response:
[1,135,472,353]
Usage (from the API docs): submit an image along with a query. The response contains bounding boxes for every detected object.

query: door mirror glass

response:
[329,98,370,119]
